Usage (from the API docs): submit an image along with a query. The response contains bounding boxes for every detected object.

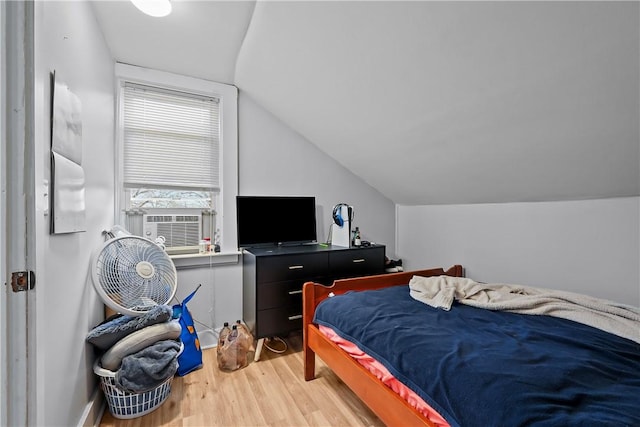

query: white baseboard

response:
[77,387,104,427]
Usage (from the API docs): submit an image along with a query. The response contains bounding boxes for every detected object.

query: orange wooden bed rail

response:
[302,266,464,427]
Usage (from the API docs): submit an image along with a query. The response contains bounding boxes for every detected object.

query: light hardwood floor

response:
[98,332,384,427]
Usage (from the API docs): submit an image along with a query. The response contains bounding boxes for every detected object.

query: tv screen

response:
[236,196,317,248]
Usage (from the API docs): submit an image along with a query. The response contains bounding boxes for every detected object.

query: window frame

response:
[121,82,221,192]
[114,63,238,262]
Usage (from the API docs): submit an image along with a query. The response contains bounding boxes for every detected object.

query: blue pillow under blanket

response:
[86,305,173,351]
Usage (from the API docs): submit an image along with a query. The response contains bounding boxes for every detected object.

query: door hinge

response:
[10,271,35,292]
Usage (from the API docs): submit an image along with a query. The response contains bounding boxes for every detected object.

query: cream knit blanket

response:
[409,275,640,344]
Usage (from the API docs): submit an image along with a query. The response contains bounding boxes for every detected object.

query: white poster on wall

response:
[50,71,86,234]
[51,152,86,233]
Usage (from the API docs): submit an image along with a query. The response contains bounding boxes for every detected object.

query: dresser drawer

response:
[255,307,303,338]
[243,245,385,341]
[256,280,304,311]
[256,252,328,283]
[329,247,385,278]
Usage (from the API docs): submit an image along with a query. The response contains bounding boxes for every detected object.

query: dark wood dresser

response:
[242,243,385,359]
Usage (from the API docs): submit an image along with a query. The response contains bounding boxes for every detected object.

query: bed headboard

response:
[303,265,464,315]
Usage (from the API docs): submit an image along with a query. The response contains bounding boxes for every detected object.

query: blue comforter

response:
[314,285,640,427]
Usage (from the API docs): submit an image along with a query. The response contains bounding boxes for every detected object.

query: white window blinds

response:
[123,83,220,191]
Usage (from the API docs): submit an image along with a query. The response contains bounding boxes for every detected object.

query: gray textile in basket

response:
[115,339,181,393]
[86,305,173,351]
[101,321,182,371]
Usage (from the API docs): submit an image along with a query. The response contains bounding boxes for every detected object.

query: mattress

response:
[318,324,449,427]
[313,285,640,427]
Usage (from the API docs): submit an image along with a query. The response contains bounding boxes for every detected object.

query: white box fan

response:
[91,227,177,316]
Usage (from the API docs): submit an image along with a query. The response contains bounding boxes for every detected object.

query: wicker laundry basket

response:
[93,360,174,419]
[93,342,182,419]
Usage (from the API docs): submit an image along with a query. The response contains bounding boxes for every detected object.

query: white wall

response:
[175,262,242,343]
[397,197,640,306]
[34,1,115,425]
[238,93,397,256]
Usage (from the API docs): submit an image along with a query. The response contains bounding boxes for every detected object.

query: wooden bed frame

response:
[303,265,464,427]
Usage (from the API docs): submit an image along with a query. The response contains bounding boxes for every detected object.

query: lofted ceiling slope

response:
[92,1,639,206]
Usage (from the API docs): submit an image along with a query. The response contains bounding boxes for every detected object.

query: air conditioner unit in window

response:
[143,214,201,248]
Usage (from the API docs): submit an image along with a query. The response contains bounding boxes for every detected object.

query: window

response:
[115,64,238,256]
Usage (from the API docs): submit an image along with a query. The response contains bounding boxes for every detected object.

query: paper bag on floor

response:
[217,321,254,371]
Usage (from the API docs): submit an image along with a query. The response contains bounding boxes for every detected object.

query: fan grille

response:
[94,236,177,315]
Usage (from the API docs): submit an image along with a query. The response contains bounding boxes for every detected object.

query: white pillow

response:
[100,320,181,371]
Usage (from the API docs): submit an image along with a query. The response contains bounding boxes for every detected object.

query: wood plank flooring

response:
[98,332,384,427]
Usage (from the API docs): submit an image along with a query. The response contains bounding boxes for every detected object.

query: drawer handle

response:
[288,265,304,270]
[352,258,365,263]
[288,314,302,321]
[288,289,302,295]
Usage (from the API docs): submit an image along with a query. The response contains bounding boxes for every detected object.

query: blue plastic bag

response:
[172,284,203,376]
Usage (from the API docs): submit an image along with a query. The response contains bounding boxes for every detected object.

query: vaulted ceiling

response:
[92,1,639,205]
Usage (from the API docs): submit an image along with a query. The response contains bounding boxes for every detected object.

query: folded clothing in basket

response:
[115,339,181,393]
[86,305,173,351]
[101,320,182,371]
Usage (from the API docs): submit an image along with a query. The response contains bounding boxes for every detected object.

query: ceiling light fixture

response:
[131,0,172,18]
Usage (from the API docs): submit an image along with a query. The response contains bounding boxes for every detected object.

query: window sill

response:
[170,251,241,269]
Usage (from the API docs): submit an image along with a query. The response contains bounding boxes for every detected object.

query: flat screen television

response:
[236,196,317,248]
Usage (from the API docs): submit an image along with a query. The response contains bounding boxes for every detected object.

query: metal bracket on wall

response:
[10,271,35,292]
